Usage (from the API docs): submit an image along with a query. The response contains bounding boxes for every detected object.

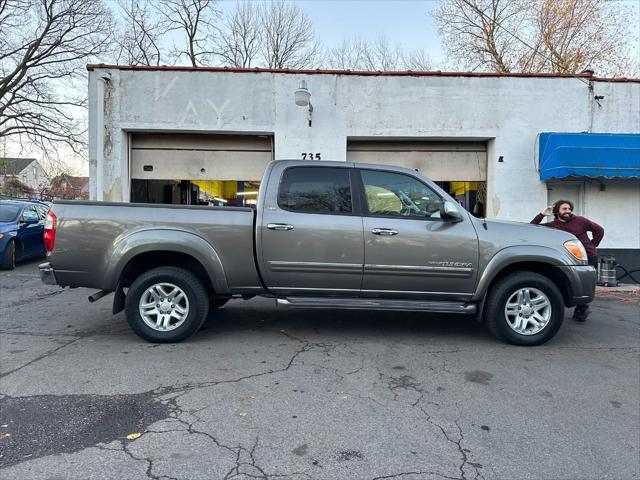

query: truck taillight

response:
[44,211,57,253]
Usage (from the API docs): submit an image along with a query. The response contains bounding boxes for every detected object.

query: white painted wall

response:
[583,181,640,249]
[88,68,640,248]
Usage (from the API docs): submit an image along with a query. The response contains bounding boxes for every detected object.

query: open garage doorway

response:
[347,139,488,217]
[129,133,272,207]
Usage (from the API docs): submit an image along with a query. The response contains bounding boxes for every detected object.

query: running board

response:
[276,297,476,314]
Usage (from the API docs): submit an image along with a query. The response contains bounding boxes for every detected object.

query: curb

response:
[595,285,639,300]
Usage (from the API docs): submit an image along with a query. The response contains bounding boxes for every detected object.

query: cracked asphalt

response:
[1,259,639,480]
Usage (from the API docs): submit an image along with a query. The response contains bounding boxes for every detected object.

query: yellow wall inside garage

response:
[450,181,478,196]
[192,180,239,198]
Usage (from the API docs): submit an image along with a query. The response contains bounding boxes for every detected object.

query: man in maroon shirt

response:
[531,199,604,321]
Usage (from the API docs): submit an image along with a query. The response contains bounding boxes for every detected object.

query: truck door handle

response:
[371,228,398,236]
[267,223,294,231]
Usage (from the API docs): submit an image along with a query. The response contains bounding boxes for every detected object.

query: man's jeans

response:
[574,256,598,317]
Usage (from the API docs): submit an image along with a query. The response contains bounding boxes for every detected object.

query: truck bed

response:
[49,201,261,291]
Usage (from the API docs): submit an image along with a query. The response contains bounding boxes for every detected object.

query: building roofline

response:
[86,64,640,83]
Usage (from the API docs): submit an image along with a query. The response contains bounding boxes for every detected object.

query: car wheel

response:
[484,271,564,346]
[1,240,16,270]
[125,266,209,343]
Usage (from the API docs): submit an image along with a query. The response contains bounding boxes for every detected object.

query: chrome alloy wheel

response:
[504,287,551,336]
[139,283,190,332]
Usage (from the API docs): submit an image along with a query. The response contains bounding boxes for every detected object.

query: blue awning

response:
[538,132,640,180]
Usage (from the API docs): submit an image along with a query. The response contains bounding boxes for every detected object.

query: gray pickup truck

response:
[40,160,596,346]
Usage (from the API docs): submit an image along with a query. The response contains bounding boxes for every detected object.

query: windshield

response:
[0,204,21,222]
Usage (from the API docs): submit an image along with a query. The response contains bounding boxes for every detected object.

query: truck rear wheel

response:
[125,266,209,343]
[484,272,564,346]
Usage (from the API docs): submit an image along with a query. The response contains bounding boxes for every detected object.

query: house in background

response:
[49,173,89,200]
[0,157,48,198]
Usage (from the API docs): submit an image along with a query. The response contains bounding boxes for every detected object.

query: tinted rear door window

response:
[278,167,352,214]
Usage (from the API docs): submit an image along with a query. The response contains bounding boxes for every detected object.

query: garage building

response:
[87,65,640,271]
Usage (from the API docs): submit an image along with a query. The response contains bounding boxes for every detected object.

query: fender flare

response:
[472,245,572,302]
[102,228,229,294]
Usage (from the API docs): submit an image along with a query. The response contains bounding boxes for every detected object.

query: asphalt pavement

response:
[1,259,639,480]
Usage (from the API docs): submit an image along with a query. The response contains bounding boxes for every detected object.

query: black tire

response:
[125,266,209,343]
[1,240,16,270]
[484,271,564,346]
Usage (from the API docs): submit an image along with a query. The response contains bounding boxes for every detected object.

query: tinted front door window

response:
[278,167,352,214]
[361,170,443,219]
[22,206,39,222]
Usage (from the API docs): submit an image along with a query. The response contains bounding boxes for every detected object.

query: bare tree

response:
[530,0,635,76]
[114,0,164,66]
[157,0,218,66]
[325,34,433,71]
[0,0,113,155]
[357,35,404,71]
[214,0,260,67]
[434,0,527,72]
[402,48,434,72]
[434,0,637,75]
[324,38,360,70]
[325,35,402,70]
[213,1,321,69]
[259,1,321,69]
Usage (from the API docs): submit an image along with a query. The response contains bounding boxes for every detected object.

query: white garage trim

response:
[131,133,273,181]
[347,141,487,181]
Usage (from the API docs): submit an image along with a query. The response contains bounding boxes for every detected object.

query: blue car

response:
[0,200,50,270]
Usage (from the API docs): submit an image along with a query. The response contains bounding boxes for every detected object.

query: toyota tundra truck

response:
[39,160,596,345]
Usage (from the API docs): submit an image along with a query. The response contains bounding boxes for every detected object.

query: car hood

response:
[476,217,577,248]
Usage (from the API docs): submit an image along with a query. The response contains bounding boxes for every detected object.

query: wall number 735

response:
[301,153,321,160]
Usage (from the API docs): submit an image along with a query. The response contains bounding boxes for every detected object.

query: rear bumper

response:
[39,262,57,285]
[558,265,596,306]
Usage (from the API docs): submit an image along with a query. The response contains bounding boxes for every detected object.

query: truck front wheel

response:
[125,266,209,343]
[484,272,564,346]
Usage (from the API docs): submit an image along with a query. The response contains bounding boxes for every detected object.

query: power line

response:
[471,2,592,86]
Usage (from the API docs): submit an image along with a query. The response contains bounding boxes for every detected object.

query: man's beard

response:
[559,212,572,221]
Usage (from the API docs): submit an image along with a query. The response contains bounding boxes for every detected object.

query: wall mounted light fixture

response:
[294,80,313,127]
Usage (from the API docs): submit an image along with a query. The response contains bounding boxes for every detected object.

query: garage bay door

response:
[131,133,273,181]
[347,140,487,181]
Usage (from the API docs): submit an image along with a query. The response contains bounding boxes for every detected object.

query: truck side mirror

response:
[440,201,463,223]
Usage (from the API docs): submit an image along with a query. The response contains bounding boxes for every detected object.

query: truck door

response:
[259,165,364,297]
[357,168,479,299]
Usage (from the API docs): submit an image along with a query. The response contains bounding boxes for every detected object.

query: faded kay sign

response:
[153,76,231,127]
